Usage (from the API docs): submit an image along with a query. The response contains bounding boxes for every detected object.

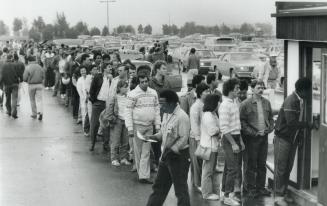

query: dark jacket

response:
[179,90,197,115]
[107,95,119,125]
[149,77,167,96]
[89,73,104,103]
[240,96,274,138]
[1,61,21,86]
[274,92,309,143]
[14,61,25,82]
[209,88,223,102]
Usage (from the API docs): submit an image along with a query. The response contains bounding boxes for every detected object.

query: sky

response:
[0,0,310,34]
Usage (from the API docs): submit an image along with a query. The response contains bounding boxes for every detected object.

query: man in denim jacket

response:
[239,79,274,198]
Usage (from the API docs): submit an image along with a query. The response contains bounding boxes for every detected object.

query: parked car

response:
[216,52,262,80]
[205,37,238,57]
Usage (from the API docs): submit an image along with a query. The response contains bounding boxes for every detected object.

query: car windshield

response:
[197,50,216,58]
[231,53,258,61]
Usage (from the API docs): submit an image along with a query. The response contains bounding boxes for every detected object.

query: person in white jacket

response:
[76,67,89,136]
[200,94,221,200]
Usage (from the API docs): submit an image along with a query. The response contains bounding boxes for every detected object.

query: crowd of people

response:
[0,40,313,206]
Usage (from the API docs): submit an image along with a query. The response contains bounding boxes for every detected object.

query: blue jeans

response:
[274,136,297,196]
[110,119,129,161]
[221,135,242,195]
[5,84,19,116]
[189,138,202,188]
[244,135,268,191]
[201,152,220,198]
[90,101,106,149]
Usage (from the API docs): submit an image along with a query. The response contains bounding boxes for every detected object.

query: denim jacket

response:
[239,96,274,137]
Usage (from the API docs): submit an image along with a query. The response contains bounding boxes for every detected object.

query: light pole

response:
[99,0,116,34]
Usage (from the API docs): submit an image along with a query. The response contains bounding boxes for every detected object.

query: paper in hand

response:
[137,131,157,142]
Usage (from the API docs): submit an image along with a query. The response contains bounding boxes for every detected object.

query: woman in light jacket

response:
[107,80,131,166]
[200,94,221,200]
[76,67,88,136]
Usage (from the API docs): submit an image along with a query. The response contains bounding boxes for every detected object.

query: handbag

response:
[195,130,214,161]
[194,144,211,160]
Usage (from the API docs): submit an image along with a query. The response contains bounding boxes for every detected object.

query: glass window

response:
[230,53,259,61]
[323,55,327,124]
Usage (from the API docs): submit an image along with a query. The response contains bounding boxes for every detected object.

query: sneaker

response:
[230,192,241,202]
[120,158,131,165]
[224,196,240,206]
[60,94,65,99]
[203,193,219,200]
[111,160,120,167]
[84,132,89,137]
[196,186,202,193]
[31,115,37,119]
[220,191,225,201]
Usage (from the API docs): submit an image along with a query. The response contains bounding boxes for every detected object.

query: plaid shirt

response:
[219,96,241,135]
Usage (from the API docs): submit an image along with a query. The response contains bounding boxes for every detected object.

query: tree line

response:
[163,22,273,37]
[0,12,273,42]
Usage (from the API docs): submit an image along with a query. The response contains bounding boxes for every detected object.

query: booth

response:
[272,2,327,206]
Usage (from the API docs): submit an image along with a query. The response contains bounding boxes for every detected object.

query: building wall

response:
[287,40,300,182]
[276,16,327,41]
[287,41,300,95]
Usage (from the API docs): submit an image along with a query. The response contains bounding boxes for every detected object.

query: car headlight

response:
[240,66,244,70]
[200,62,204,66]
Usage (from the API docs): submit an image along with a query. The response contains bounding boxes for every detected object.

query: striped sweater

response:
[219,96,241,135]
[125,85,161,131]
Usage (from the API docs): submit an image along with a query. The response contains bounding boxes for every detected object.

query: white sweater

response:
[125,85,161,131]
[200,112,220,152]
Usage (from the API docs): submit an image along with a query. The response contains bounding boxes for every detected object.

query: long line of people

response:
[0,42,313,206]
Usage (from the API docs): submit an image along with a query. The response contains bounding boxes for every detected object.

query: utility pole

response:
[99,0,116,33]
[168,13,171,27]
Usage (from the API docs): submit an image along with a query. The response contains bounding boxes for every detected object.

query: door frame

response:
[298,42,327,202]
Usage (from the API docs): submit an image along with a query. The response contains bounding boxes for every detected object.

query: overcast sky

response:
[0,0,309,34]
